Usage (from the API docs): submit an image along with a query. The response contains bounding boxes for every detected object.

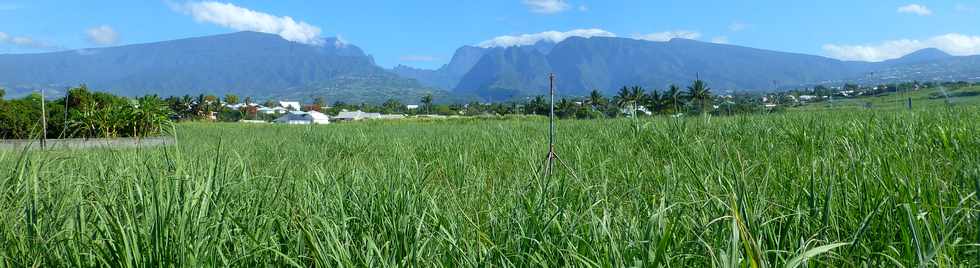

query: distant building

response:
[279,101,302,111]
[226,103,247,110]
[334,110,382,121]
[258,107,288,115]
[406,105,420,110]
[274,111,330,125]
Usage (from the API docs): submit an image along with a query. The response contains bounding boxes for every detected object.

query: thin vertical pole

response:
[63,88,70,138]
[549,73,555,150]
[40,89,47,149]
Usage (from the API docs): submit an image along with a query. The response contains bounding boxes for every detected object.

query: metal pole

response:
[549,73,555,149]
[40,89,47,149]
[63,88,70,138]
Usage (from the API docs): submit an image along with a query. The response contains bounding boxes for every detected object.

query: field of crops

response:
[1,107,979,267]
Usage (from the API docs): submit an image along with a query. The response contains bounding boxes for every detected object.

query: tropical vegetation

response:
[0,105,977,266]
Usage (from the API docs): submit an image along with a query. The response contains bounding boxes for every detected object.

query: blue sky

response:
[1,0,979,69]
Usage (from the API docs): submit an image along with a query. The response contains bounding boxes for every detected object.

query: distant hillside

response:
[0,31,444,103]
[390,42,560,92]
[391,46,488,90]
[451,37,881,100]
[842,53,980,85]
[394,37,980,101]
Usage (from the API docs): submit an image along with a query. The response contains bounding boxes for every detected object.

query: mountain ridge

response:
[417,37,979,100]
[0,31,446,103]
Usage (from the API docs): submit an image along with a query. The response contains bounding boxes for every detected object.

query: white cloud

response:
[85,25,119,46]
[823,33,980,61]
[578,5,588,12]
[711,36,730,44]
[632,30,702,42]
[175,1,323,45]
[0,31,59,50]
[523,0,570,14]
[897,4,932,16]
[478,28,616,48]
[400,55,439,62]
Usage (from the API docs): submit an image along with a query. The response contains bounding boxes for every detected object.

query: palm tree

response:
[614,86,632,116]
[629,86,646,116]
[587,89,606,111]
[665,84,682,113]
[421,94,433,114]
[646,90,662,113]
[687,79,713,114]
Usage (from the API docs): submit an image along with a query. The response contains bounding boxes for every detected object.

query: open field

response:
[1,107,979,266]
[792,86,980,111]
[0,137,175,151]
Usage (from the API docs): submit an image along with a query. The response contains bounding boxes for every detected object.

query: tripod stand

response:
[539,73,578,179]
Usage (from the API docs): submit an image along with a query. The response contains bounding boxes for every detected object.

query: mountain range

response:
[402,38,978,100]
[1,31,978,102]
[0,31,448,103]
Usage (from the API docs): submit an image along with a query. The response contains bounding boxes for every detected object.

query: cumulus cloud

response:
[478,28,616,48]
[85,25,119,46]
[0,31,59,50]
[711,36,730,44]
[822,33,980,61]
[897,4,932,16]
[632,30,702,42]
[175,1,323,45]
[523,0,570,14]
[400,55,439,62]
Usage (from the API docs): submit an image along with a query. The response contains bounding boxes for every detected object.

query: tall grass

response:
[1,107,978,267]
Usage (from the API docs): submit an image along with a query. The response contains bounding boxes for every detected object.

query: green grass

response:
[793,86,980,111]
[1,107,979,267]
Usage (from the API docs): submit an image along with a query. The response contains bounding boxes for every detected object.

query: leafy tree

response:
[313,97,326,109]
[665,84,683,114]
[614,86,631,111]
[262,100,277,108]
[130,95,172,137]
[0,87,5,99]
[528,96,549,115]
[630,86,646,114]
[421,94,433,115]
[224,94,239,105]
[646,90,662,113]
[614,86,645,117]
[382,98,404,114]
[556,98,578,118]
[0,94,42,139]
[587,89,607,111]
[687,79,713,114]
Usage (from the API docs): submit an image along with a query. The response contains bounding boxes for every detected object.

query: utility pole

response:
[40,89,47,149]
[62,87,70,138]
[539,73,577,180]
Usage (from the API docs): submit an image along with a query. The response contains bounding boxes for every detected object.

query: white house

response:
[406,105,420,110]
[258,107,288,115]
[799,95,818,101]
[334,110,382,121]
[279,101,302,111]
[274,111,330,125]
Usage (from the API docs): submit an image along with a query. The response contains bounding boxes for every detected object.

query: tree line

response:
[0,85,170,139]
